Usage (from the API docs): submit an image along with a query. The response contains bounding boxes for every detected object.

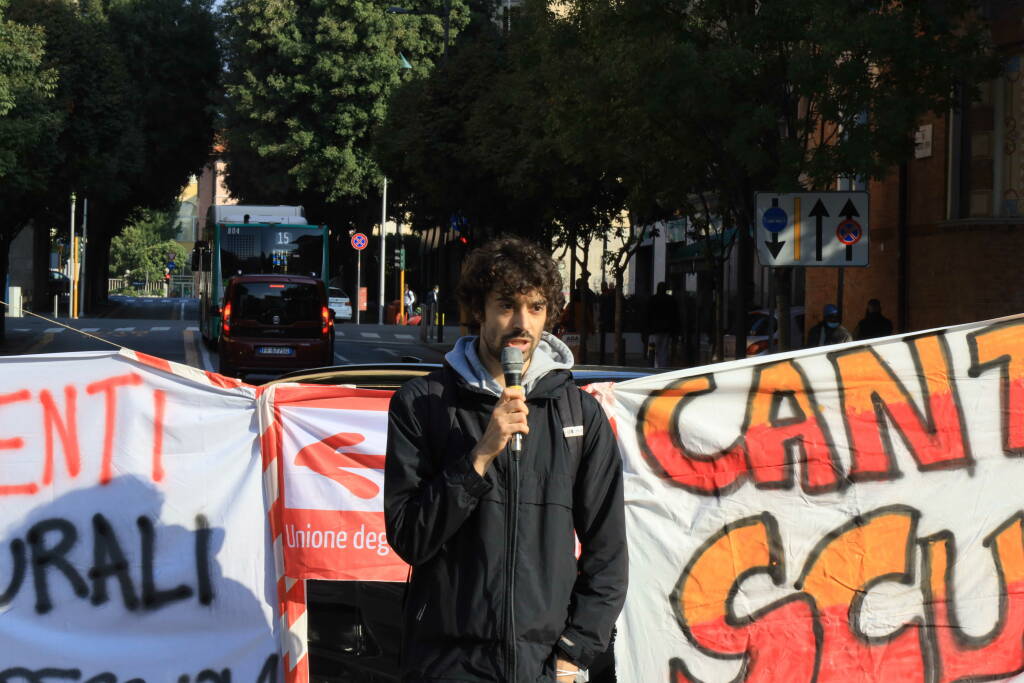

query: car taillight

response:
[322,306,331,336]
[222,301,231,337]
[747,339,769,355]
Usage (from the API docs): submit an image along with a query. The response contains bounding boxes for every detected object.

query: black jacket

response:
[385,363,627,682]
[854,312,894,340]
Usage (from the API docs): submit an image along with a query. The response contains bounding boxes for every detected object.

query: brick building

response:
[806,4,1024,339]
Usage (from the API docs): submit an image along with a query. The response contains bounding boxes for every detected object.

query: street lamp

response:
[386,1,454,332]
[377,8,419,326]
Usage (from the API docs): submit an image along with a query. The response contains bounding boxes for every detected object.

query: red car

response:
[217,274,334,378]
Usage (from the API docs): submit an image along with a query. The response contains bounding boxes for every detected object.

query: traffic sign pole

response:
[379,178,387,326]
[351,232,368,325]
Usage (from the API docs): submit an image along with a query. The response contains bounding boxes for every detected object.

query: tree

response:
[550,0,997,356]
[109,208,188,288]
[94,0,220,304]
[377,1,623,240]
[0,0,61,339]
[0,0,58,179]
[0,0,219,337]
[376,0,625,345]
[220,0,468,208]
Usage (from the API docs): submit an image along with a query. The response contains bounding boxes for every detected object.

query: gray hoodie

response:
[444,331,574,397]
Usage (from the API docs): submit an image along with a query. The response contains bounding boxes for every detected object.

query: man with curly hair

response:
[385,237,627,682]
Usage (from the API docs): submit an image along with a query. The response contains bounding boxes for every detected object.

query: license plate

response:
[257,346,294,356]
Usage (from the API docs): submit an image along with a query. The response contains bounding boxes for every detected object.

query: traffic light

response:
[393,247,401,267]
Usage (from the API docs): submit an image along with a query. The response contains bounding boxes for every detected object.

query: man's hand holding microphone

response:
[472,347,527,477]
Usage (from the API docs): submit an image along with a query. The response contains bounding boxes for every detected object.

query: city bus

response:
[193,205,330,346]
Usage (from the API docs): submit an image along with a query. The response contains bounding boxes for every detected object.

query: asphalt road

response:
[1,295,454,381]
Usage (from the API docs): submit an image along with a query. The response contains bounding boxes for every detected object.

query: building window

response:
[1001,54,1023,216]
[950,54,1024,219]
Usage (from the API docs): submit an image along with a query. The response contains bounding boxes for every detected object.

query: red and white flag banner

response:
[261,384,407,582]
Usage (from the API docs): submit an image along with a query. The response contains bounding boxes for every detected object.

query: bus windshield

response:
[220,224,324,278]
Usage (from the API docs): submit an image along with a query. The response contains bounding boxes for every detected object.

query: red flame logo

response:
[294,432,386,499]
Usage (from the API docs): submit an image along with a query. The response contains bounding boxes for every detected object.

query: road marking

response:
[382,349,399,357]
[114,327,135,333]
[151,326,170,332]
[196,332,215,372]
[186,326,198,332]
[44,328,64,334]
[335,330,344,337]
[338,338,423,347]
[179,301,186,320]
[80,328,100,333]
[14,329,29,332]
[396,334,414,340]
[334,353,350,363]
[183,329,200,369]
[361,332,381,339]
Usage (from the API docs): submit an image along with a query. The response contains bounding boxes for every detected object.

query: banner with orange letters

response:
[608,313,1024,682]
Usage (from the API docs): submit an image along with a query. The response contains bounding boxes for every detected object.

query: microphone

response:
[501,346,524,453]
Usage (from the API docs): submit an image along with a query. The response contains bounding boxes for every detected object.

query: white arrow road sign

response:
[755,192,869,267]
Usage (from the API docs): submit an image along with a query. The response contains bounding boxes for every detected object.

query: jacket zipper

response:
[505,444,520,681]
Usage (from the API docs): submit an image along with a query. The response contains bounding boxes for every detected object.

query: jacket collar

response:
[444,332,574,398]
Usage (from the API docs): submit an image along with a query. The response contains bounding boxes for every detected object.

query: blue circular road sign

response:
[762,206,788,234]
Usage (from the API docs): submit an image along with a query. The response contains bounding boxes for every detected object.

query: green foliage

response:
[220,0,468,206]
[0,0,218,330]
[109,209,188,283]
[375,0,624,246]
[0,0,59,182]
[0,0,218,227]
[105,0,221,215]
[552,0,998,226]
[6,0,139,209]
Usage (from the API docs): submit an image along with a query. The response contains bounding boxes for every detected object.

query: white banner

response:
[610,315,1024,683]
[10,312,1024,683]
[0,351,280,681]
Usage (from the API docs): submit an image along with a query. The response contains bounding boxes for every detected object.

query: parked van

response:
[217,274,334,378]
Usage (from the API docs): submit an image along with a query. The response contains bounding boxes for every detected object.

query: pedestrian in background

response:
[806,303,852,347]
[646,282,679,368]
[403,285,417,324]
[854,298,894,340]
[425,284,439,323]
[421,284,440,341]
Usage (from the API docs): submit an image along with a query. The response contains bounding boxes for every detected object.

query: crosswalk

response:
[334,330,416,340]
[15,325,195,335]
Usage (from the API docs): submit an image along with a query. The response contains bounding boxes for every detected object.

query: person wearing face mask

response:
[805,303,852,347]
